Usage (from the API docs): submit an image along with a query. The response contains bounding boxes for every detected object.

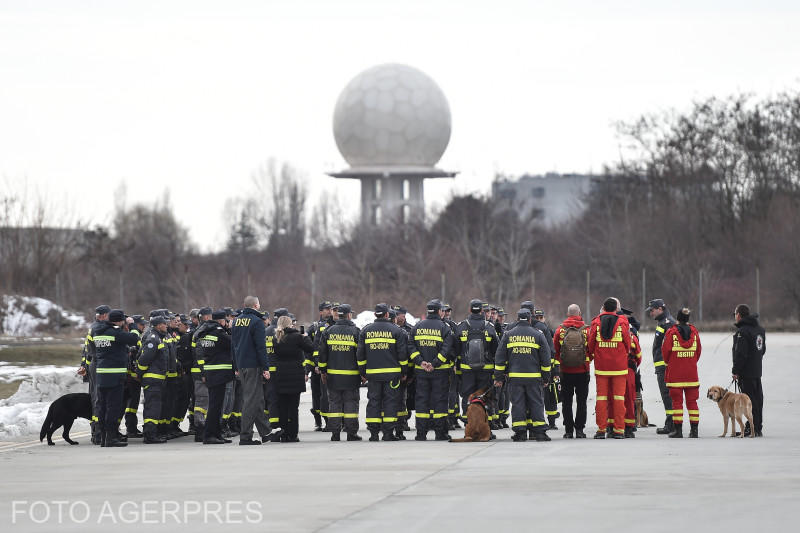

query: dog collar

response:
[470,397,486,407]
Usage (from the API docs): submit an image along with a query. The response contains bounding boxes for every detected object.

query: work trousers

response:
[415,373,449,432]
[655,365,673,425]
[327,387,360,435]
[624,369,636,428]
[447,371,460,421]
[193,379,209,427]
[159,377,176,433]
[278,393,301,439]
[738,377,763,433]
[240,368,271,441]
[668,386,699,425]
[124,379,141,432]
[544,380,560,422]
[596,374,626,435]
[174,373,192,428]
[560,372,589,432]
[96,383,124,434]
[460,370,493,421]
[497,380,510,420]
[366,379,400,433]
[205,382,226,441]
[309,371,322,422]
[263,379,281,426]
[510,379,546,433]
[142,381,163,437]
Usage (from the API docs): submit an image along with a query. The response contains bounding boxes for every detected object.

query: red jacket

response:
[662,324,702,387]
[587,312,631,376]
[553,316,590,374]
[630,331,642,370]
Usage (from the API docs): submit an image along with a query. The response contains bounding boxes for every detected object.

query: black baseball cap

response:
[646,298,666,312]
[319,301,332,311]
[517,309,532,320]
[391,305,407,314]
[520,301,534,311]
[150,316,167,326]
[469,299,483,312]
[374,303,389,315]
[108,309,125,322]
[95,305,111,315]
[337,304,352,315]
[534,308,545,317]
[273,308,289,318]
[497,307,506,316]
[388,309,397,319]
[212,310,227,320]
[198,307,212,317]
[427,299,442,313]
[442,302,452,312]
[223,307,235,317]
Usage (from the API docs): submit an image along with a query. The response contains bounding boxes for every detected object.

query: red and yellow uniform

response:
[587,312,631,436]
[661,324,702,427]
[624,332,642,430]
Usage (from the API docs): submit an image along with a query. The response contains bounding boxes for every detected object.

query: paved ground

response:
[1,332,799,532]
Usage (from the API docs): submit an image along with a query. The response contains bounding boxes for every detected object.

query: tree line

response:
[1,90,798,330]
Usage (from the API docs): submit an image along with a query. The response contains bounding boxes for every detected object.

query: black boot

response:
[395,428,406,440]
[624,427,636,438]
[194,425,204,442]
[657,417,674,435]
[575,429,587,439]
[382,431,399,441]
[511,431,527,442]
[532,430,551,442]
[669,423,683,438]
[330,432,340,441]
[346,433,363,441]
[563,429,574,439]
[126,428,143,438]
[594,431,606,439]
[100,430,107,447]
[415,430,427,441]
[500,417,509,429]
[689,423,698,439]
[105,430,127,447]
[369,429,380,442]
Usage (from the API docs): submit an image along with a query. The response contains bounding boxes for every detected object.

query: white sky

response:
[1,0,798,250]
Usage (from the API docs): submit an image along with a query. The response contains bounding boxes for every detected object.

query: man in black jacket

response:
[646,298,677,435]
[94,309,141,447]
[732,304,766,437]
[358,303,408,441]
[307,301,333,430]
[232,296,272,445]
[408,300,455,441]
[319,304,363,441]
[200,310,234,444]
[454,299,499,429]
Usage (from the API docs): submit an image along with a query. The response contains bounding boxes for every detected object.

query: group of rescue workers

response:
[79,294,766,447]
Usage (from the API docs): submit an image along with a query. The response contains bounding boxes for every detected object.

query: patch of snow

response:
[0,294,87,337]
[0,367,87,439]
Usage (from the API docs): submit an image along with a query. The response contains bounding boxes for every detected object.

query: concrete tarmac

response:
[2,333,799,532]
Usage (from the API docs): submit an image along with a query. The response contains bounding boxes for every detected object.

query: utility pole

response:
[441,272,446,302]
[119,266,124,309]
[756,266,760,315]
[310,265,316,321]
[586,270,591,318]
[698,268,703,322]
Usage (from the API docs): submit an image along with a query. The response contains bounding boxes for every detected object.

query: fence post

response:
[756,266,760,315]
[699,268,703,322]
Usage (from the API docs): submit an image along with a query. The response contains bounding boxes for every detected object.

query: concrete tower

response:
[329,63,456,225]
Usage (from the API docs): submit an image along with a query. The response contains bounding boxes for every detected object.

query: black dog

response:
[39,392,92,445]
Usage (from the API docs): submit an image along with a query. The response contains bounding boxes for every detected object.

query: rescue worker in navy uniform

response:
[494,308,510,428]
[454,299,499,428]
[732,304,766,437]
[173,314,194,436]
[392,305,414,430]
[408,300,455,441]
[534,309,560,430]
[262,308,286,438]
[318,304,363,441]
[137,316,170,444]
[441,303,461,431]
[93,309,140,447]
[358,303,408,441]
[190,307,213,442]
[494,309,552,441]
[200,310,235,444]
[646,298,677,435]
[123,315,146,438]
[221,307,242,436]
[78,304,111,445]
[306,301,333,430]
[162,313,182,439]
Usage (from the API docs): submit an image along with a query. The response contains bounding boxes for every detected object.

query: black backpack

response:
[463,321,489,370]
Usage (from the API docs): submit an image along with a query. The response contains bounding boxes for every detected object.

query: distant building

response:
[491,172,594,225]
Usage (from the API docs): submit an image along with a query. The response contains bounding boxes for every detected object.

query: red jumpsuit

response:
[624,333,642,429]
[661,324,702,426]
[587,312,631,436]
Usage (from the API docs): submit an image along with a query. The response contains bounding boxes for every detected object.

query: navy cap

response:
[534,308,545,317]
[497,307,506,316]
[319,301,332,311]
[108,309,125,322]
[150,316,167,326]
[189,308,200,318]
[646,298,666,312]
[442,302,452,312]
[212,310,227,320]
[517,309,532,320]
[481,301,489,310]
[391,305,407,314]
[374,303,389,315]
[331,302,341,310]
[620,307,634,316]
[520,301,534,311]
[223,307,235,316]
[273,308,289,318]
[338,304,352,315]
[388,309,397,319]
[95,305,111,315]
[198,307,212,317]
[469,299,483,312]
[427,299,442,312]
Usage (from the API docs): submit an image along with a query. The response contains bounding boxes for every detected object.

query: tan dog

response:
[450,388,492,442]
[635,398,650,428]
[707,385,755,438]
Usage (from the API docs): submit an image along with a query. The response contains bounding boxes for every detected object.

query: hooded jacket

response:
[553,315,590,374]
[231,308,269,371]
[732,315,766,378]
[587,311,631,376]
[662,323,702,387]
[318,318,361,390]
[357,318,408,381]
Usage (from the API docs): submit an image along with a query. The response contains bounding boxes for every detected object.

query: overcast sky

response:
[1,0,798,250]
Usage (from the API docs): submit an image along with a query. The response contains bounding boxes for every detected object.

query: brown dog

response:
[707,385,755,438]
[450,388,493,442]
